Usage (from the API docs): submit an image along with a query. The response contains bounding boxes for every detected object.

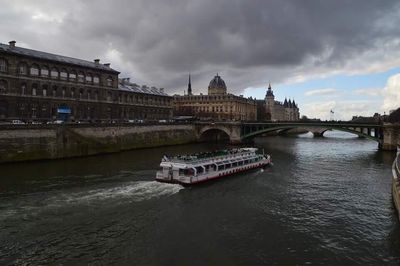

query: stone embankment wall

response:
[0,124,197,163]
[392,150,400,221]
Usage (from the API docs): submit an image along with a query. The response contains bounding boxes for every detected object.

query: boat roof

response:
[161,148,259,167]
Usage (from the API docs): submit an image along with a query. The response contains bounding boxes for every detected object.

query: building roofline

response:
[0,42,120,74]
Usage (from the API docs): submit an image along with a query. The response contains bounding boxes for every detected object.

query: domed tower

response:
[265,84,275,120]
[208,74,227,95]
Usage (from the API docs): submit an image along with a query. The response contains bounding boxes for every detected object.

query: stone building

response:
[0,41,172,122]
[173,74,257,121]
[257,84,299,121]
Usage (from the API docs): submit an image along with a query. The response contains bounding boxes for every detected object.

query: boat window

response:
[179,169,184,176]
[195,166,204,174]
[218,165,224,171]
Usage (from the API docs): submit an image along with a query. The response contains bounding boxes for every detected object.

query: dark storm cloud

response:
[2,0,400,94]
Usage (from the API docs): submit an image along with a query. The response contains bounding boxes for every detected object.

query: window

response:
[60,69,68,80]
[21,83,26,95]
[0,58,8,72]
[32,84,38,96]
[42,85,47,96]
[0,80,7,93]
[79,89,83,99]
[106,76,113,87]
[86,74,93,84]
[52,86,57,97]
[78,72,85,83]
[93,75,100,84]
[51,68,59,79]
[62,87,66,97]
[18,63,27,75]
[71,88,75,98]
[69,71,77,81]
[30,64,39,76]
[87,90,91,99]
[41,66,49,77]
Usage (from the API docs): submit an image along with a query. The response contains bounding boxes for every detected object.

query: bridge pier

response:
[312,132,324,137]
[380,124,400,151]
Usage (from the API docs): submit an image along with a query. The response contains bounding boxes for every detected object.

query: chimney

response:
[94,59,100,65]
[160,88,164,93]
[126,77,130,83]
[9,40,16,48]
[104,63,110,67]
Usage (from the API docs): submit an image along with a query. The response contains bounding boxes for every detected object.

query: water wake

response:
[0,181,183,220]
[65,181,184,203]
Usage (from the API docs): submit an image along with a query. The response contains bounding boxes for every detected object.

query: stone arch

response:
[199,126,232,142]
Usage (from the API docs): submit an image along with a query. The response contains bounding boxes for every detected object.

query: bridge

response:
[195,121,400,151]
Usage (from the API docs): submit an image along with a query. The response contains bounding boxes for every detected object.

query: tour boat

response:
[155,148,271,185]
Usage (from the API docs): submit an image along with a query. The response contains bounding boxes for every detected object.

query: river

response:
[0,131,399,265]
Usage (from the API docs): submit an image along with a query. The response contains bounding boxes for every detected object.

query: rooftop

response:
[0,41,119,73]
[119,78,170,96]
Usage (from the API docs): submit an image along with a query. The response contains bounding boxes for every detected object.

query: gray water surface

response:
[0,132,399,265]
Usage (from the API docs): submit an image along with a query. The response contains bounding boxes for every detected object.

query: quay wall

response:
[392,150,400,221]
[0,124,197,163]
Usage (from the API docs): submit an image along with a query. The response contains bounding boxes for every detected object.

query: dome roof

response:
[208,74,226,90]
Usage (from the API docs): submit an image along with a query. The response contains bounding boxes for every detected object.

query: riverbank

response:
[392,150,400,221]
[0,124,197,163]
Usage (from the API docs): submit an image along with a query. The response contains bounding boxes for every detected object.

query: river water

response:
[0,131,399,265]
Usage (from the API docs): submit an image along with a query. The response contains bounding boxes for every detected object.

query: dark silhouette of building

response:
[0,41,172,122]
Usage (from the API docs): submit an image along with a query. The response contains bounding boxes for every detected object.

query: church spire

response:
[187,73,192,96]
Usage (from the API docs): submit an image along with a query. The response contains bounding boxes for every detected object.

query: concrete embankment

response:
[0,124,197,163]
[392,150,400,221]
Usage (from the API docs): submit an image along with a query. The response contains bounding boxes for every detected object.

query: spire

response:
[266,83,274,97]
[284,98,288,107]
[187,74,192,96]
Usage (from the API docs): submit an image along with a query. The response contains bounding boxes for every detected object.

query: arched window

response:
[41,66,49,77]
[106,76,113,87]
[0,58,8,72]
[30,64,39,76]
[20,83,26,95]
[78,72,85,83]
[71,88,76,98]
[93,75,100,84]
[52,86,57,97]
[0,80,7,93]
[60,69,68,80]
[87,90,91,99]
[42,85,48,96]
[51,68,59,79]
[18,62,27,75]
[86,73,93,84]
[69,70,77,81]
[62,87,66,97]
[32,83,38,96]
[79,89,83,99]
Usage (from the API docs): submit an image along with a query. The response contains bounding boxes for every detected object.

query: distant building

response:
[257,84,299,121]
[0,40,172,122]
[351,113,382,123]
[173,74,257,121]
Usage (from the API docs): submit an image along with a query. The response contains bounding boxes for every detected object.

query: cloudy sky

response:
[1,0,400,120]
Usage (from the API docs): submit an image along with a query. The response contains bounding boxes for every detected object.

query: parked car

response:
[11,120,25,124]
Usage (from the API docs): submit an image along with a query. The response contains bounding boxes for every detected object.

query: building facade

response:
[259,84,299,121]
[173,74,257,121]
[0,41,172,122]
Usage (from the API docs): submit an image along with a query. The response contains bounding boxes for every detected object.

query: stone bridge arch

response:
[197,124,242,143]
